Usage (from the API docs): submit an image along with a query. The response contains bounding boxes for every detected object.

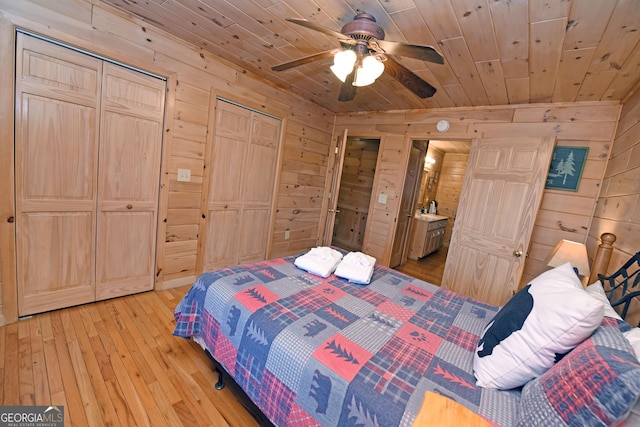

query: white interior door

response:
[441,136,555,305]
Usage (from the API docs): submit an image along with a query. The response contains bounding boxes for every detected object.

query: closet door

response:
[200,100,280,271]
[201,101,249,269]
[95,63,165,300]
[15,35,101,315]
[15,34,166,315]
[238,113,280,264]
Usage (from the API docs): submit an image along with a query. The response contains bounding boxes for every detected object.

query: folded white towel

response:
[334,251,376,284]
[294,247,343,278]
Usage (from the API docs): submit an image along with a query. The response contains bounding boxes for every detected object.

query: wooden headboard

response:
[589,232,617,285]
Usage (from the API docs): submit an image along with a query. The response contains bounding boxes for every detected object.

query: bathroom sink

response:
[414,212,447,222]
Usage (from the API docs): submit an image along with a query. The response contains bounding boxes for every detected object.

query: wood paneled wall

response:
[0,1,633,326]
[589,89,640,273]
[334,102,621,270]
[523,104,625,284]
[0,0,334,324]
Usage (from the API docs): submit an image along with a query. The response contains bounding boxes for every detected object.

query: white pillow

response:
[585,280,623,320]
[473,263,604,389]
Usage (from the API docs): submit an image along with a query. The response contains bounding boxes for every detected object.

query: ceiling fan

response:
[272,13,444,102]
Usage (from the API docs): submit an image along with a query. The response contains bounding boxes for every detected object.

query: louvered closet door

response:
[15,35,101,315]
[95,63,165,300]
[200,100,280,271]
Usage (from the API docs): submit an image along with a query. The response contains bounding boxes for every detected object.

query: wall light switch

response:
[284,230,290,240]
[177,168,191,182]
[378,193,388,204]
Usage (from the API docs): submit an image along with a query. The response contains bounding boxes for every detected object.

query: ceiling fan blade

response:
[338,70,356,102]
[383,58,437,98]
[272,49,339,71]
[374,40,444,64]
[286,18,354,44]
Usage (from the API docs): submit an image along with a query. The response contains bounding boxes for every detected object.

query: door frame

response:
[389,139,429,267]
[322,129,385,250]
[409,138,472,273]
[320,129,348,246]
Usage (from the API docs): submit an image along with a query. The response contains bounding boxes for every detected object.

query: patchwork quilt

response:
[173,255,521,426]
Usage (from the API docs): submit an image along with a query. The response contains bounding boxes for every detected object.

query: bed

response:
[173,234,640,426]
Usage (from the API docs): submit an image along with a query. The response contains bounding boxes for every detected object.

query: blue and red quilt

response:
[173,255,521,426]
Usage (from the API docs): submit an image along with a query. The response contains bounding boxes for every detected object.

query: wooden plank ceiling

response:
[99,0,640,114]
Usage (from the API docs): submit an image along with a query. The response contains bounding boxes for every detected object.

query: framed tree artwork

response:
[545,146,589,191]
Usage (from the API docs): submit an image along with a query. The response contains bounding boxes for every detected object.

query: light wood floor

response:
[395,246,448,286]
[0,250,446,427]
[0,287,260,427]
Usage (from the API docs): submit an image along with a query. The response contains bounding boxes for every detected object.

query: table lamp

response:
[546,239,591,285]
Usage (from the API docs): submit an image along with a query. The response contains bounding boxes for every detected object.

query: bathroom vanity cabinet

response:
[408,213,448,260]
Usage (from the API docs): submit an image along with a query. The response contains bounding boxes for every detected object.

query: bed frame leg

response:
[214,366,225,390]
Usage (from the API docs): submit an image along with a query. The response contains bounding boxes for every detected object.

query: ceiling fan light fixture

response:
[330,49,357,82]
[353,55,385,87]
[276,14,442,101]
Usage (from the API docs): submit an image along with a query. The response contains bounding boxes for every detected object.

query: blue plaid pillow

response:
[517,318,640,426]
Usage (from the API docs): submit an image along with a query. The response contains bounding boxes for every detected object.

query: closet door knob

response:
[126,204,133,210]
[513,249,523,257]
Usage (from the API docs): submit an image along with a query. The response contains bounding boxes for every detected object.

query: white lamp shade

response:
[545,239,591,277]
[354,55,384,87]
[330,50,356,82]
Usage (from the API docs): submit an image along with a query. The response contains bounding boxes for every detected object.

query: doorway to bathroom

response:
[394,139,471,284]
